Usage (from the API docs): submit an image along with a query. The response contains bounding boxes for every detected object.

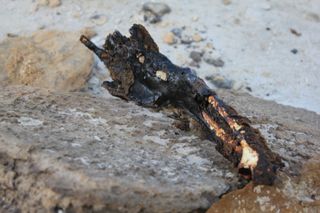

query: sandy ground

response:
[1,0,319,113]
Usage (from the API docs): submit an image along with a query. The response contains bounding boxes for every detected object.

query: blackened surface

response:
[80,24,283,185]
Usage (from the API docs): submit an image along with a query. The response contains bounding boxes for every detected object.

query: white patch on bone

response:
[156,70,168,81]
[239,140,259,169]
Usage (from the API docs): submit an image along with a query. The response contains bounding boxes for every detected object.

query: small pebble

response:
[222,0,232,5]
[90,14,107,26]
[306,12,320,22]
[142,2,171,16]
[36,0,48,6]
[189,51,203,63]
[290,28,302,37]
[38,25,46,30]
[171,28,183,38]
[48,0,61,7]
[205,75,234,89]
[205,43,214,49]
[192,33,203,42]
[205,57,225,67]
[291,49,298,54]
[6,33,18,38]
[163,32,176,45]
[34,0,61,11]
[189,61,200,68]
[245,86,252,92]
[181,34,193,44]
[143,12,161,23]
[142,2,171,23]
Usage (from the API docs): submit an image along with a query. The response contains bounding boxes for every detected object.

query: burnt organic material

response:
[80,24,283,185]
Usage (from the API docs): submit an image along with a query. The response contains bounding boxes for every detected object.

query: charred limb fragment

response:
[80,24,283,185]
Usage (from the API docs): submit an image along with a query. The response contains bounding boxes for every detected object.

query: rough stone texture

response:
[0,85,237,213]
[0,31,93,92]
[142,2,171,17]
[142,2,171,23]
[0,86,319,212]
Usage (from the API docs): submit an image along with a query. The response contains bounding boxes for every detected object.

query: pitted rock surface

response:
[0,85,236,213]
[0,86,319,212]
[0,31,93,91]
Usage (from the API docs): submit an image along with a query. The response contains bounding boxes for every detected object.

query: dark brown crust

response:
[203,95,283,184]
[80,24,283,185]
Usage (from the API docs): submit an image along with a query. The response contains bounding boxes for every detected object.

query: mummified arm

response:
[80,24,283,185]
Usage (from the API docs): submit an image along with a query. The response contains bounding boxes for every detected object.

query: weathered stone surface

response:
[0,86,319,212]
[0,85,237,213]
[142,2,171,23]
[0,31,93,92]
